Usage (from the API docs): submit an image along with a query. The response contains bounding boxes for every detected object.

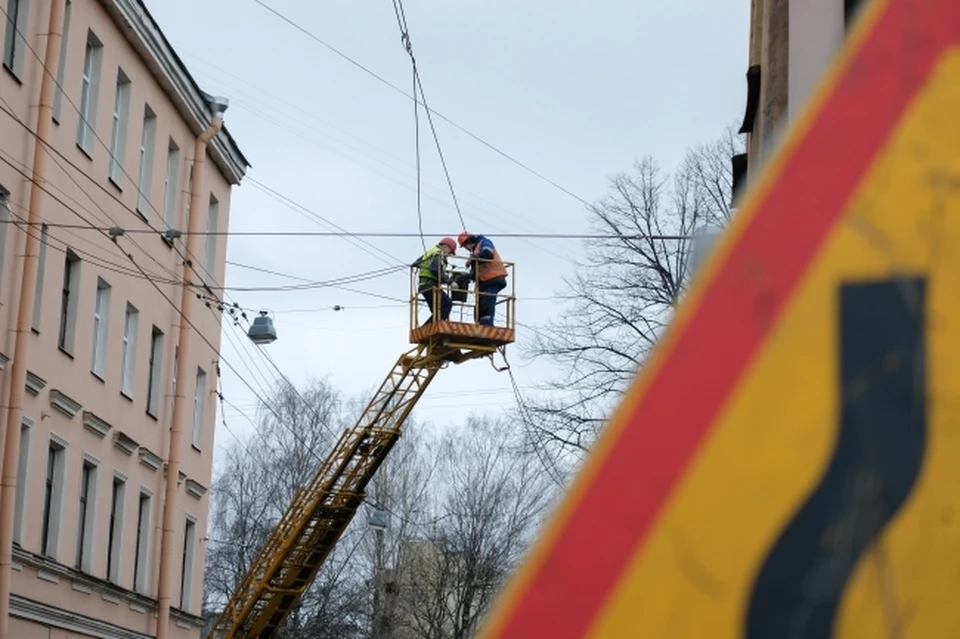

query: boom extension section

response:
[207,345,440,638]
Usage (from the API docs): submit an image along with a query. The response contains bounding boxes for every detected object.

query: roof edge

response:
[100,0,252,186]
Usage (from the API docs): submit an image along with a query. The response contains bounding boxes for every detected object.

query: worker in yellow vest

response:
[458,232,508,326]
[414,237,457,325]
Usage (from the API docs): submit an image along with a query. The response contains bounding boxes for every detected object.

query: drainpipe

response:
[0,1,66,636]
[155,98,227,639]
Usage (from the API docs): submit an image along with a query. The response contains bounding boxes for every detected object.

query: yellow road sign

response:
[477,0,960,636]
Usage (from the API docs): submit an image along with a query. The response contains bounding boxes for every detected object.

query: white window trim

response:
[0,188,10,290]
[204,195,219,285]
[132,488,152,593]
[2,0,30,79]
[12,418,31,546]
[146,327,163,418]
[52,0,72,122]
[31,224,48,332]
[106,473,126,584]
[179,515,197,611]
[91,278,111,377]
[120,303,139,398]
[41,438,68,559]
[75,460,98,572]
[107,70,131,185]
[192,368,206,449]
[162,141,180,232]
[76,31,102,155]
[136,106,157,215]
[58,249,81,354]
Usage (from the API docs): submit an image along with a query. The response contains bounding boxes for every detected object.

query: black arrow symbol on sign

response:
[745,277,927,638]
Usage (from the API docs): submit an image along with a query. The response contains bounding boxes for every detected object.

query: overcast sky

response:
[147,0,749,456]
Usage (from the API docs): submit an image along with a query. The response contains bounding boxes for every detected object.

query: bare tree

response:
[524,127,744,468]
[378,416,557,639]
[202,378,369,638]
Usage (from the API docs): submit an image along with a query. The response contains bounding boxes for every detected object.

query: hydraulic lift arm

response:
[206,345,440,638]
[206,257,515,638]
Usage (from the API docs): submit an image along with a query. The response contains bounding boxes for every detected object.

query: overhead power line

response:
[390,0,466,234]
[254,0,592,207]
[0,219,694,241]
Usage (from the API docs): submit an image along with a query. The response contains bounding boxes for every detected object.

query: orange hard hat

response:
[438,237,457,253]
[457,231,473,247]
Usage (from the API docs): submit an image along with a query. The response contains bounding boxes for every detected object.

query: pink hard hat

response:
[438,237,457,253]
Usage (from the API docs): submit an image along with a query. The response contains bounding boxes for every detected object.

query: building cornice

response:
[11,547,205,634]
[98,0,251,186]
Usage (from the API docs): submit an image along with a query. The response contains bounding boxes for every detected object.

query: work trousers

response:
[476,277,507,326]
[419,282,452,324]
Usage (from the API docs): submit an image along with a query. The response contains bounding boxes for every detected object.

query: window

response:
[106,475,125,583]
[0,187,9,282]
[107,70,131,185]
[58,249,80,353]
[132,490,151,593]
[40,441,65,558]
[12,419,30,546]
[31,223,48,332]
[120,303,139,397]
[162,140,180,233]
[146,327,163,417]
[204,195,219,285]
[75,461,97,571]
[180,517,197,611]
[52,0,72,122]
[170,345,178,419]
[136,106,157,215]
[91,278,110,376]
[2,0,29,79]
[76,31,103,155]
[192,368,206,449]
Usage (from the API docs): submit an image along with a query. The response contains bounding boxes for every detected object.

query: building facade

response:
[734,0,866,197]
[0,0,248,637]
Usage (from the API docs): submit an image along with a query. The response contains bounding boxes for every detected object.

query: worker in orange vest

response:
[458,232,508,326]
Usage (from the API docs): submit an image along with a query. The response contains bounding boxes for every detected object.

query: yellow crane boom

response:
[206,258,515,638]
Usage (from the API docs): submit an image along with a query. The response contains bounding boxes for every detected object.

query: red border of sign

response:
[480,0,960,636]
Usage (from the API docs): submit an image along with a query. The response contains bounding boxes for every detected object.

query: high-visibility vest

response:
[418,245,444,282]
[474,245,507,282]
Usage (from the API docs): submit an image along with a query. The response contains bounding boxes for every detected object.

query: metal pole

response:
[0,1,66,636]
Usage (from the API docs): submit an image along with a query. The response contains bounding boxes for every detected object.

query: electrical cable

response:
[1,7,400,310]
[390,0,466,234]
[180,59,576,264]
[244,178,403,266]
[254,0,592,207]
[0,217,695,241]
[0,9,213,289]
[3,4,466,568]
[0,172,407,295]
[390,0,427,250]
[496,349,566,488]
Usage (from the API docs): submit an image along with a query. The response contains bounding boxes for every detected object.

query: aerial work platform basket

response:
[205,255,518,638]
[409,253,516,363]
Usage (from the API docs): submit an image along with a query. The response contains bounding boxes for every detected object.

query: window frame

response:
[57,249,81,354]
[146,326,164,418]
[91,278,111,377]
[76,31,103,156]
[107,69,131,186]
[192,368,206,450]
[135,105,157,216]
[120,303,139,398]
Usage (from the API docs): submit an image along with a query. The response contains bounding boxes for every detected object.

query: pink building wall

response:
[0,0,249,636]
